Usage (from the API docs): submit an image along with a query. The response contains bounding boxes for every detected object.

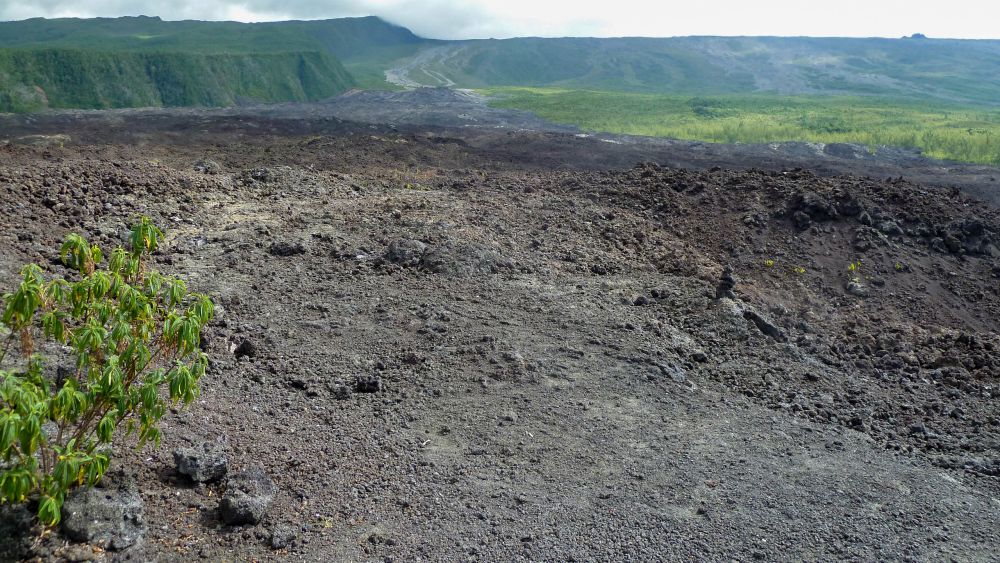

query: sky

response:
[1,0,998,40]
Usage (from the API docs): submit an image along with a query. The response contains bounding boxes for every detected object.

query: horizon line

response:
[1,15,999,42]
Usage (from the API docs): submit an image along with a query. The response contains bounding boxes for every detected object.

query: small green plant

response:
[792,266,806,275]
[0,218,213,525]
[847,259,863,283]
[764,259,775,268]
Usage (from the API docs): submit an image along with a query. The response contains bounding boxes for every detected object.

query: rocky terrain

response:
[3,89,999,205]
[1,104,1000,561]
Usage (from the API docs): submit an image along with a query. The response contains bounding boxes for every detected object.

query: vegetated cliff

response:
[0,48,354,112]
[0,15,418,112]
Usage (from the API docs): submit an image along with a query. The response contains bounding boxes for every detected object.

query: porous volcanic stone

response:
[355,374,382,393]
[235,339,257,359]
[269,241,307,257]
[61,471,145,551]
[0,505,36,560]
[385,239,427,266]
[173,442,229,483]
[270,524,297,549]
[219,466,277,526]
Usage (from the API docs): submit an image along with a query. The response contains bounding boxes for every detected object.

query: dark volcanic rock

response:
[220,466,277,526]
[792,191,838,223]
[235,339,257,359]
[420,242,512,276]
[355,374,382,393]
[328,380,353,399]
[61,471,145,551]
[174,442,229,483]
[270,524,297,549]
[743,310,787,342]
[269,241,307,257]
[0,505,37,561]
[193,159,221,174]
[792,210,812,230]
[878,220,904,236]
[846,280,870,297]
[385,239,428,267]
[944,234,963,254]
[715,265,737,299]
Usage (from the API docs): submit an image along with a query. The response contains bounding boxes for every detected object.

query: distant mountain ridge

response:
[0,16,420,111]
[0,15,420,55]
[1,15,999,112]
[386,36,1000,105]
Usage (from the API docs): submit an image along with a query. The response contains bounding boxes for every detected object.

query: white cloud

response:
[0,0,997,39]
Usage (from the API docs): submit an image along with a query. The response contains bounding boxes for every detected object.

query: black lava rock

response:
[219,466,277,526]
[0,505,37,561]
[61,470,145,551]
[715,265,737,299]
[269,241,307,257]
[328,380,353,400]
[743,310,787,342]
[355,375,382,393]
[385,239,428,267]
[173,442,229,483]
[235,339,257,359]
[270,524,297,549]
[792,210,812,230]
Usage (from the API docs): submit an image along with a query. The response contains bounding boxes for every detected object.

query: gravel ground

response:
[0,114,999,561]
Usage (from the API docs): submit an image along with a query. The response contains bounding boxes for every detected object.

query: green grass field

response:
[483,88,1000,165]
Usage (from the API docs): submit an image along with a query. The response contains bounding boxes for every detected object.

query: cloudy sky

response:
[1,0,997,40]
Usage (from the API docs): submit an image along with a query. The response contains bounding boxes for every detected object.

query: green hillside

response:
[418,38,756,93]
[0,15,422,56]
[284,17,426,59]
[389,36,1000,106]
[285,18,431,89]
[0,15,429,112]
[0,49,353,112]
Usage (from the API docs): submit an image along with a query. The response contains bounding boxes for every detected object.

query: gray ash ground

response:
[1,104,1000,560]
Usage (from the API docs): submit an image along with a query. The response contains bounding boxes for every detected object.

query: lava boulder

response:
[385,239,428,267]
[173,442,229,483]
[219,466,277,526]
[269,241,307,257]
[61,470,145,551]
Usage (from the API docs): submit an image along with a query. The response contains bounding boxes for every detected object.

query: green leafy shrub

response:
[0,218,213,525]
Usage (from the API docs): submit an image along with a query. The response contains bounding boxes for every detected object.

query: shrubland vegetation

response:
[0,219,212,524]
[0,16,425,111]
[484,88,1000,165]
[0,49,353,112]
